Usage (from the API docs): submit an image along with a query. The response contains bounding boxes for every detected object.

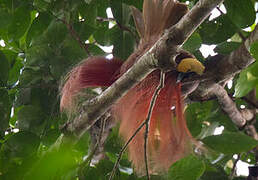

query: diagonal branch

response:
[188,24,258,101]
[64,0,225,137]
[210,83,246,127]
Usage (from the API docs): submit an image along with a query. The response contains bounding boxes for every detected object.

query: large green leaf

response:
[45,21,68,45]
[2,50,23,85]
[183,32,202,53]
[168,155,205,180]
[110,26,135,60]
[202,132,258,154]
[78,1,97,26]
[26,12,52,47]
[110,0,131,25]
[0,89,10,137]
[186,101,215,137]
[250,41,258,60]
[0,51,9,86]
[17,105,46,134]
[0,8,13,29]
[24,147,79,180]
[234,61,258,97]
[7,4,31,40]
[224,0,256,28]
[199,15,237,44]
[214,41,241,55]
[0,131,40,158]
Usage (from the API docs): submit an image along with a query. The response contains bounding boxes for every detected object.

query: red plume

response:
[60,0,194,175]
[60,56,122,111]
[113,71,192,173]
[113,0,192,174]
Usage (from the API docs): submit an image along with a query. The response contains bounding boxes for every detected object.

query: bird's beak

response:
[176,72,186,83]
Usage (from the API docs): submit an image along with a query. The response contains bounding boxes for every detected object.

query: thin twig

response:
[144,71,165,180]
[59,18,92,56]
[96,16,139,44]
[109,71,166,180]
[78,116,107,178]
[108,118,146,180]
[229,154,241,180]
[30,3,91,56]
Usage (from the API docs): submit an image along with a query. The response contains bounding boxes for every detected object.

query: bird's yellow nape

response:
[176,58,205,75]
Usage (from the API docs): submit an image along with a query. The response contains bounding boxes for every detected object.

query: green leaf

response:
[199,15,237,44]
[0,131,40,158]
[183,32,202,53]
[124,0,143,9]
[201,169,228,180]
[26,12,52,47]
[110,1,131,25]
[94,26,112,46]
[2,50,23,85]
[186,101,214,137]
[25,44,53,66]
[17,105,46,134]
[214,41,241,55]
[0,50,9,86]
[74,22,96,42]
[0,8,13,29]
[202,132,258,154]
[88,44,105,56]
[24,147,79,180]
[224,0,256,28]
[7,4,31,40]
[110,26,135,60]
[0,89,10,137]
[41,129,61,147]
[250,41,258,60]
[78,1,97,26]
[168,155,205,180]
[235,62,258,97]
[45,21,68,45]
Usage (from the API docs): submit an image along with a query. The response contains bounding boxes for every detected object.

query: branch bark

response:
[210,83,246,127]
[188,25,258,101]
[64,0,225,137]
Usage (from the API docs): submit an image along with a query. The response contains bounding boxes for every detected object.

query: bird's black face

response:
[176,72,195,83]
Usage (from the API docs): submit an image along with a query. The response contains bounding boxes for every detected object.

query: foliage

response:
[0,0,257,179]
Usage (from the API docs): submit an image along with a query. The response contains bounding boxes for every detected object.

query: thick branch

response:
[210,84,246,127]
[64,0,225,137]
[188,25,258,101]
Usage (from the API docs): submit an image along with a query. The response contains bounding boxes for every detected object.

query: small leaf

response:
[183,32,202,53]
[7,4,31,40]
[202,132,258,154]
[110,26,135,60]
[0,89,10,137]
[186,101,214,137]
[1,131,40,158]
[235,62,258,97]
[168,155,205,180]
[250,41,258,60]
[0,8,13,29]
[0,51,9,86]
[214,41,241,55]
[26,12,52,47]
[110,1,131,25]
[17,105,46,134]
[199,15,237,44]
[224,0,256,28]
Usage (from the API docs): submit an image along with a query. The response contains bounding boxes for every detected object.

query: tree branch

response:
[64,0,225,137]
[188,24,258,101]
[210,83,246,127]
